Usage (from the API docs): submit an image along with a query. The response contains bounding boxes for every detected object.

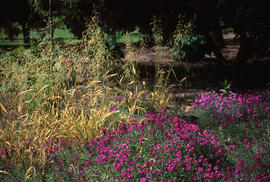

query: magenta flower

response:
[114,163,120,171]
[141,177,146,182]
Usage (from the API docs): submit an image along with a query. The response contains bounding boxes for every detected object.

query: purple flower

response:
[114,163,120,171]
[140,177,146,182]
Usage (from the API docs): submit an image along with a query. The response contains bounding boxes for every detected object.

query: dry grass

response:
[0,10,185,179]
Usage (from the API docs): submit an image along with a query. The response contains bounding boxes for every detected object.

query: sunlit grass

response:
[0,11,173,181]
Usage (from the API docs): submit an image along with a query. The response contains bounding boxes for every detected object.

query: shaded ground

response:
[128,33,270,105]
[222,33,240,60]
[126,33,240,63]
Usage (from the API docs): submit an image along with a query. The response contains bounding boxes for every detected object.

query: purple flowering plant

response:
[38,110,231,181]
[191,89,270,181]
[1,89,270,181]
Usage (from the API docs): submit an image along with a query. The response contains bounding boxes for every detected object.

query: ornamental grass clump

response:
[0,10,174,181]
[148,15,173,112]
[119,32,140,87]
[0,14,120,178]
[81,9,114,80]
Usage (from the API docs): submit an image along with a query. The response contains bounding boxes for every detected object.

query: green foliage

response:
[219,79,232,95]
[104,35,124,59]
[171,35,206,61]
[171,15,206,61]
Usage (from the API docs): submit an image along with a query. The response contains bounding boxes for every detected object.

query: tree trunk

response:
[21,1,30,48]
[236,33,253,64]
[23,22,30,48]
[209,29,225,61]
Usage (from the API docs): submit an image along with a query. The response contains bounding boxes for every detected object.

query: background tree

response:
[0,0,50,48]
[0,0,31,47]
[190,0,225,60]
[56,0,100,38]
[219,0,270,63]
[102,0,225,59]
[1,0,269,64]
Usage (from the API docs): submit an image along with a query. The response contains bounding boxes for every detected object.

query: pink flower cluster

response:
[191,89,270,181]
[192,90,270,127]
[69,110,242,181]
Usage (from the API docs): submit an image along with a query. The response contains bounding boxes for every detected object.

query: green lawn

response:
[0,25,141,46]
[0,26,74,45]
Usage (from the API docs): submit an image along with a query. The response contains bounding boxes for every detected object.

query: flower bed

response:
[1,89,270,181]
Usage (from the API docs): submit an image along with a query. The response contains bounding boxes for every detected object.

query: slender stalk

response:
[49,0,53,51]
